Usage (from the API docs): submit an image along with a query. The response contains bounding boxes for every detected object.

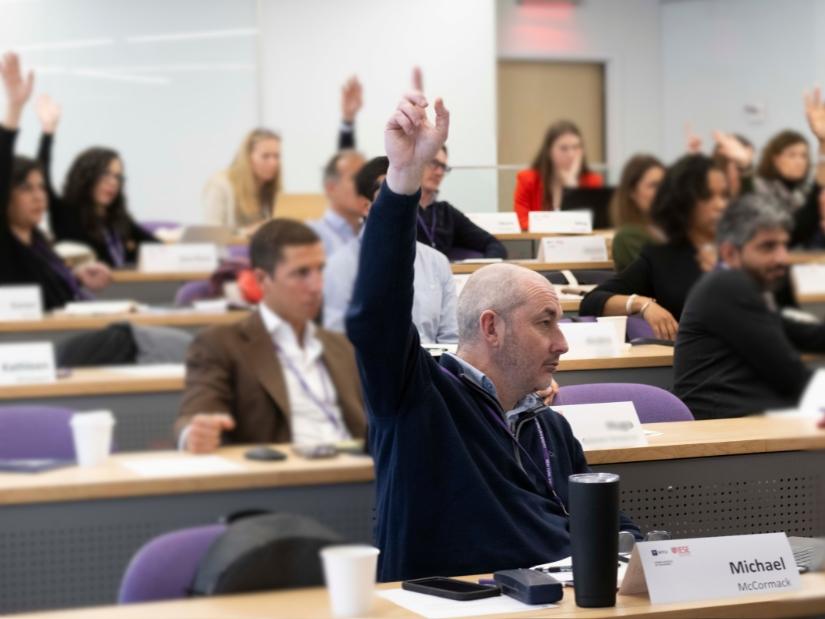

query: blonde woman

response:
[203,128,281,232]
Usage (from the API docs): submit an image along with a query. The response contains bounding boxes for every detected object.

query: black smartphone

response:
[402,577,501,601]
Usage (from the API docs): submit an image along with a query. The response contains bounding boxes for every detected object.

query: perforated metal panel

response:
[0,482,374,614]
[594,451,825,539]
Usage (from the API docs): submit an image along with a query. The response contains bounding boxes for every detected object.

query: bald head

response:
[457,264,558,345]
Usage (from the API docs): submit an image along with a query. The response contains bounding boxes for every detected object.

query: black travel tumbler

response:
[569,472,620,607]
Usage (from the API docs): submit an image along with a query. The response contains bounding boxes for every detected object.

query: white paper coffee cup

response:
[70,410,115,467]
[320,545,380,618]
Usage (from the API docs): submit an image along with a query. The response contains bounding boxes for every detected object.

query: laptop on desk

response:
[561,187,615,230]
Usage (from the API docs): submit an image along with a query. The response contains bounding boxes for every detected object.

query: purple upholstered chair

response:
[174,280,214,306]
[226,244,249,260]
[627,314,656,341]
[553,383,693,423]
[140,220,180,234]
[0,406,75,459]
[118,524,226,603]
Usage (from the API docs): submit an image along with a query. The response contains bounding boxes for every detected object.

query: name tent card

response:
[529,210,593,234]
[537,236,608,263]
[0,286,42,321]
[138,243,219,274]
[0,342,56,386]
[619,533,800,604]
[466,212,521,234]
[799,369,825,416]
[452,274,470,298]
[551,401,647,449]
[791,263,825,295]
[558,322,621,358]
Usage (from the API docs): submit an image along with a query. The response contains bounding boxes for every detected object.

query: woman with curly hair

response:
[36,96,157,267]
[579,154,729,340]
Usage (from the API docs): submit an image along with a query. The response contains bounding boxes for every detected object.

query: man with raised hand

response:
[346,84,639,582]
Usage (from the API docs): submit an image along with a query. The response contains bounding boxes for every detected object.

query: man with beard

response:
[675,193,825,419]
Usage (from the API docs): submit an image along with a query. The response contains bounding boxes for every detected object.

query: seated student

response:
[0,53,110,309]
[346,86,639,582]
[580,154,729,340]
[308,150,367,257]
[175,219,366,452]
[35,96,158,268]
[203,128,281,233]
[324,156,458,343]
[416,145,506,259]
[609,154,665,271]
[674,194,825,419]
[513,120,603,231]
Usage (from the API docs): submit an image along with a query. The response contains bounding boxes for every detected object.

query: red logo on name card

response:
[671,546,691,555]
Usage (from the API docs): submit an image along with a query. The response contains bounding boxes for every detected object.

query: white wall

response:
[496,0,663,182]
[258,0,498,211]
[1,0,259,226]
[661,0,822,162]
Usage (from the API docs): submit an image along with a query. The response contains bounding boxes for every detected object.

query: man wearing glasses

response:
[416,145,507,259]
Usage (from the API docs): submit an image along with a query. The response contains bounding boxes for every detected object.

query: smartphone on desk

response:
[402,577,500,601]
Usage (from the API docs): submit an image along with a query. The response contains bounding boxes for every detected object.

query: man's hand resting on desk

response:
[184,413,236,453]
[384,71,450,196]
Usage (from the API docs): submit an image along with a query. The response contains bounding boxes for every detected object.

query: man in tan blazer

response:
[176,219,366,452]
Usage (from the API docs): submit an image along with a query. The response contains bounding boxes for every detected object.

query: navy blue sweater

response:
[346,183,640,582]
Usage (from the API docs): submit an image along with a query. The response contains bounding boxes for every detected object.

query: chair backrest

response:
[0,406,76,459]
[627,314,655,341]
[554,383,693,423]
[139,220,180,234]
[118,524,226,604]
[174,280,214,306]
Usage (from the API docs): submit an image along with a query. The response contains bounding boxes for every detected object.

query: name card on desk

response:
[0,342,56,385]
[0,286,42,321]
[466,212,521,234]
[537,236,608,262]
[138,243,219,274]
[558,322,621,357]
[552,401,646,448]
[619,533,800,605]
[529,210,593,234]
[800,369,825,415]
[792,263,825,295]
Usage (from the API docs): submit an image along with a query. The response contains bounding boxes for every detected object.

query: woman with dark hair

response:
[579,154,729,340]
[609,154,665,271]
[513,120,603,231]
[37,96,157,267]
[0,53,110,310]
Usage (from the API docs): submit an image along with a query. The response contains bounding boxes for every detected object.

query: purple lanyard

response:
[103,228,125,267]
[33,237,88,300]
[416,209,437,248]
[274,343,343,434]
[438,366,565,509]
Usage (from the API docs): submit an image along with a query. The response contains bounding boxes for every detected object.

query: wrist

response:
[386,165,422,196]
[3,108,23,129]
[640,299,655,317]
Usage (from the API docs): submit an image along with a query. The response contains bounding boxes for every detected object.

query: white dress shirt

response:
[258,303,351,445]
[308,208,358,257]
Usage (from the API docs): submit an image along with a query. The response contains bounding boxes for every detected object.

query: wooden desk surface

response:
[789,251,825,265]
[14,572,825,619]
[0,309,248,333]
[1,417,822,507]
[495,229,616,241]
[110,270,212,283]
[0,367,184,399]
[451,260,614,274]
[558,344,673,371]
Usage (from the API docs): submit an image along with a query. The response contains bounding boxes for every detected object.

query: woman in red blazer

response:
[514,120,603,230]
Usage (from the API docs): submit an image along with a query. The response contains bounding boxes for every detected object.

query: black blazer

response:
[0,126,82,310]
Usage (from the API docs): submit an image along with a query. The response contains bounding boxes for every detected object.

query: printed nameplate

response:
[466,212,521,234]
[0,286,42,321]
[619,533,800,604]
[0,342,56,385]
[552,401,646,448]
[138,243,219,274]
[529,210,593,234]
[558,322,619,358]
[537,236,608,262]
[792,263,825,295]
[799,368,825,416]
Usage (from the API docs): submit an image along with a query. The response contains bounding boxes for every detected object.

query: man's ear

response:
[718,241,739,267]
[253,267,271,287]
[478,309,501,345]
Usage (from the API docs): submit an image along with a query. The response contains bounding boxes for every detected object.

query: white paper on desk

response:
[119,456,244,477]
[104,364,185,379]
[529,210,593,234]
[378,588,556,619]
[465,212,521,234]
[62,300,136,315]
[558,322,619,358]
[799,369,825,415]
[791,263,825,295]
[536,236,607,262]
[531,556,629,586]
[551,401,648,449]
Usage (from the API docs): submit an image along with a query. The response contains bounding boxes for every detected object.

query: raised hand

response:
[713,131,752,168]
[684,121,703,154]
[35,94,61,134]
[1,52,34,128]
[384,89,449,195]
[341,75,363,123]
[804,86,825,142]
[411,66,424,93]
